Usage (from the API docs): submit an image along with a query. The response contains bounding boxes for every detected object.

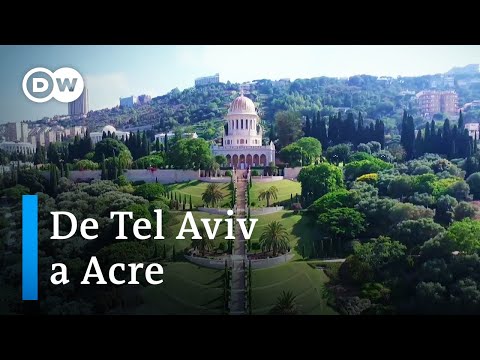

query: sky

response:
[0,45,479,123]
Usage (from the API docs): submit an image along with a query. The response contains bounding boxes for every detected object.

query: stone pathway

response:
[229,170,247,315]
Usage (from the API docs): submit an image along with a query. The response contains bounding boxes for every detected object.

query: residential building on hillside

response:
[0,141,36,154]
[195,73,220,87]
[416,90,459,118]
[465,123,480,139]
[120,96,137,108]
[137,94,152,105]
[154,132,198,141]
[5,122,29,142]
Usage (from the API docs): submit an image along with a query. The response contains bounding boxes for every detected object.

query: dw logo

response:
[22,67,85,103]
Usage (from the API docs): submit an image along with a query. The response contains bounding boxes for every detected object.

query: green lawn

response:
[163,210,319,258]
[249,210,319,257]
[136,262,224,314]
[251,262,337,315]
[251,180,301,207]
[163,211,229,254]
[167,180,232,208]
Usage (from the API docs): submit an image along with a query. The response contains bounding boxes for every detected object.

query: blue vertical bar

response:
[22,195,38,301]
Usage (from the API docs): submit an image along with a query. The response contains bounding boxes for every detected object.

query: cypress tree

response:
[414,129,424,157]
[328,115,337,145]
[164,134,168,153]
[435,128,443,155]
[357,112,364,144]
[155,138,160,152]
[345,112,356,144]
[318,118,328,148]
[375,119,385,148]
[101,154,107,180]
[337,111,345,143]
[424,124,431,153]
[189,195,193,210]
[400,110,408,150]
[465,156,474,176]
[451,125,459,158]
[458,110,464,131]
[401,114,415,160]
[310,114,318,140]
[368,123,375,143]
[305,115,311,137]
[64,163,69,178]
[475,132,478,153]
[443,118,451,158]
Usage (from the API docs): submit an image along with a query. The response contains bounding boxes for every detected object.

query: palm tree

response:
[258,185,279,207]
[191,227,215,256]
[202,183,224,207]
[259,221,289,256]
[269,290,299,315]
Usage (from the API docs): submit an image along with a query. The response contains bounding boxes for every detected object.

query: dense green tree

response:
[388,202,434,225]
[274,110,304,148]
[467,172,480,199]
[391,219,445,250]
[317,208,365,250]
[447,219,480,254]
[344,158,393,181]
[310,189,355,215]
[435,195,458,226]
[298,163,344,204]
[133,154,164,169]
[168,138,213,170]
[354,236,406,273]
[133,183,165,201]
[325,144,351,165]
[454,201,477,221]
[94,138,132,167]
[279,144,308,167]
[295,137,322,164]
[74,159,99,170]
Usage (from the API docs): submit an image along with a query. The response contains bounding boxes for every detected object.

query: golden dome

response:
[228,94,257,116]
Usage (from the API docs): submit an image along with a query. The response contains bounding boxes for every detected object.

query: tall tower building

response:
[5,121,29,141]
[68,86,89,117]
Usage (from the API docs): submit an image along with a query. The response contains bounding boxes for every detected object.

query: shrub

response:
[225,170,232,177]
[251,170,260,176]
[74,159,99,170]
[356,173,379,184]
[356,144,371,154]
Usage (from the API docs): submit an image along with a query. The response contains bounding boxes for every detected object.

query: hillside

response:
[47,72,480,138]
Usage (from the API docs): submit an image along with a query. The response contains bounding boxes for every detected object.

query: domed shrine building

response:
[212,93,275,169]
[90,125,130,145]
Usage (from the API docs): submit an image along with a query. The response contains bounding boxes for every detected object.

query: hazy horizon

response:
[1,45,479,124]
